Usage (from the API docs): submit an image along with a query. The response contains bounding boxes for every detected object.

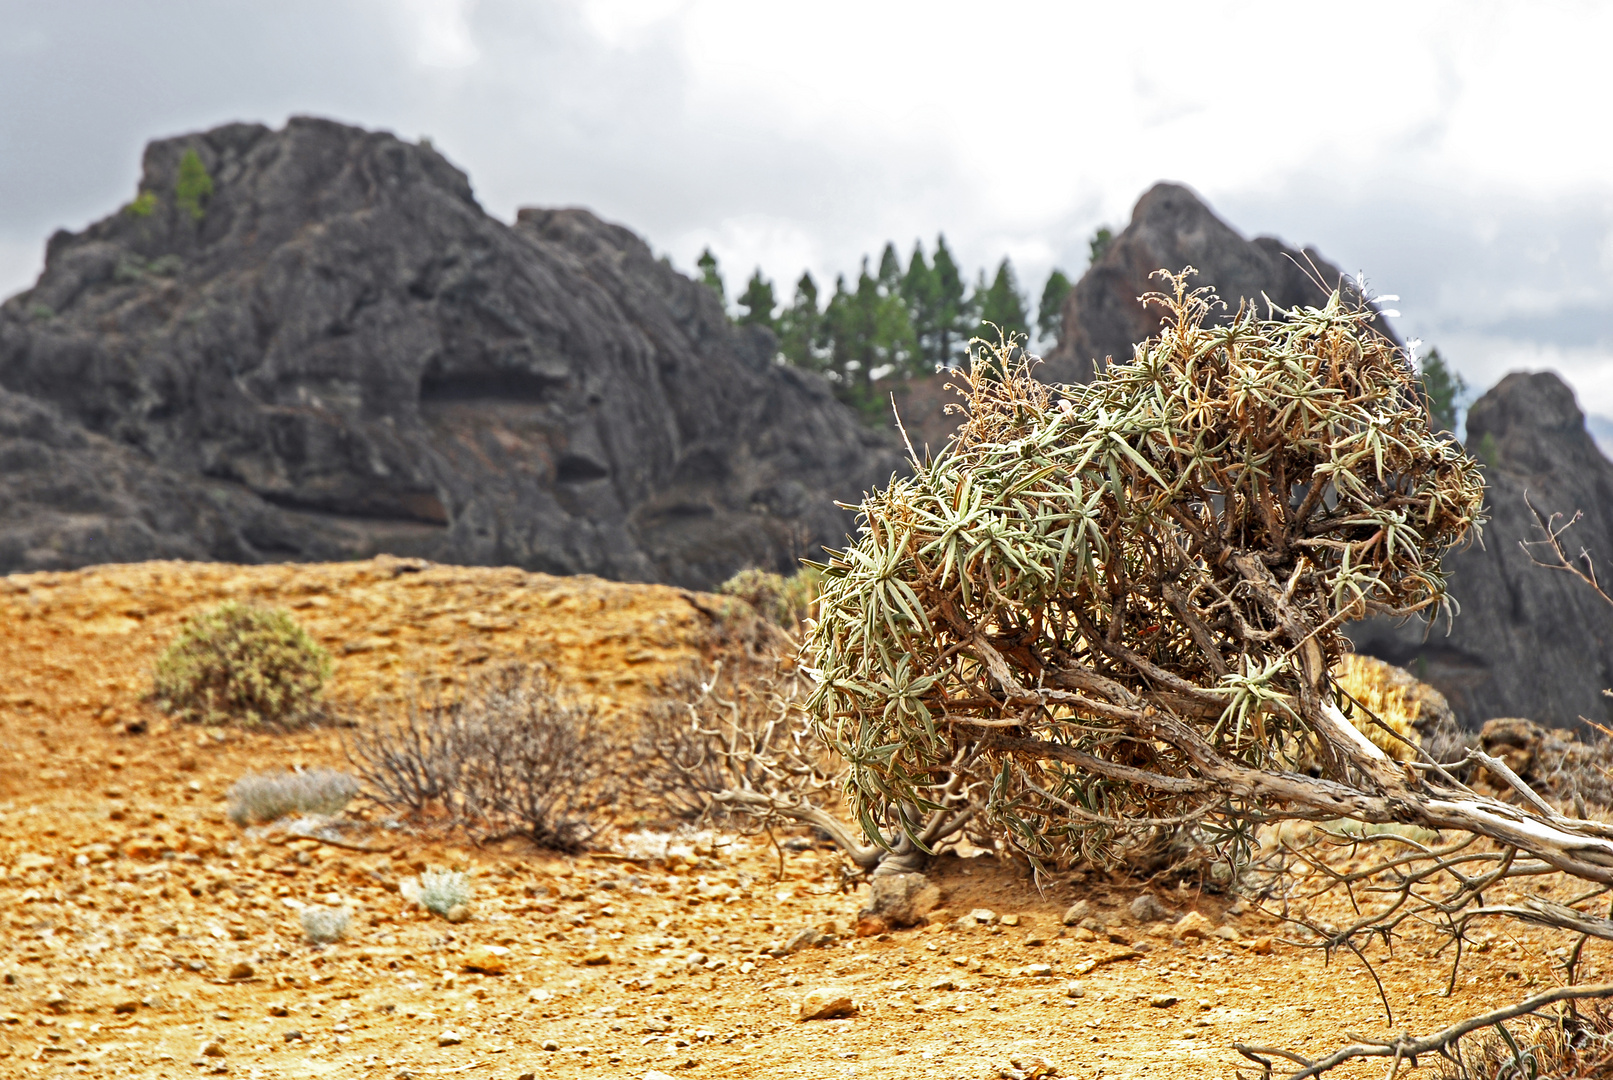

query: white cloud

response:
[398,0,481,69]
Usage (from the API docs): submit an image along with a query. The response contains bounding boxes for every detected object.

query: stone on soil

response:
[461,945,509,974]
[859,872,939,928]
[1128,892,1176,923]
[797,987,858,1021]
[1172,911,1215,938]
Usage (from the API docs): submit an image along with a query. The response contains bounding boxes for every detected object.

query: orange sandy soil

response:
[0,559,1603,1079]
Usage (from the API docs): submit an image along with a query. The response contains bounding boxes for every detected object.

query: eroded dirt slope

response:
[0,559,1602,1079]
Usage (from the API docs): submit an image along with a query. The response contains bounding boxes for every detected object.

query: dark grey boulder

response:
[0,117,901,586]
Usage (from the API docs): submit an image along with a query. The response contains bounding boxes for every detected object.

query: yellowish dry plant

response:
[1332,654,1421,762]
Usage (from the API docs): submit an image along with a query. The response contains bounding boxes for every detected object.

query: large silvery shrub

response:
[803,273,1613,1073]
[806,272,1493,868]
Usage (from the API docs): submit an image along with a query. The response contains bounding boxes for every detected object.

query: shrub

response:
[635,657,975,876]
[1438,1002,1613,1079]
[805,272,1486,868]
[152,602,331,727]
[413,868,471,918]
[174,148,213,220]
[717,567,820,628]
[124,191,157,218]
[345,665,616,851]
[299,906,351,944]
[227,768,359,826]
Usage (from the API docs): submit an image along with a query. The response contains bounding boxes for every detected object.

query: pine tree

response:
[822,274,857,393]
[696,248,726,308]
[174,148,214,221]
[777,272,822,370]
[1036,269,1072,349]
[1420,348,1467,432]
[931,235,969,369]
[976,258,1030,343]
[901,242,940,370]
[737,269,777,330]
[876,243,903,294]
[814,261,919,421]
[1088,225,1115,266]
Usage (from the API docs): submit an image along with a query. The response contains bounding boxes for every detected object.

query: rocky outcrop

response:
[0,386,252,571]
[0,118,901,586]
[1349,372,1613,730]
[1042,182,1393,384]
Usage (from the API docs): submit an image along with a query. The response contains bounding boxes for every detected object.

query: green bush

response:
[153,602,331,727]
[124,191,157,218]
[717,566,820,627]
[299,906,351,944]
[174,148,214,221]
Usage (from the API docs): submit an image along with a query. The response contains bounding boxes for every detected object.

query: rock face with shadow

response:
[1041,182,1393,384]
[0,117,900,585]
[1349,372,1613,730]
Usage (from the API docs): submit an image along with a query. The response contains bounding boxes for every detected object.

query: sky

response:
[1,1,1610,415]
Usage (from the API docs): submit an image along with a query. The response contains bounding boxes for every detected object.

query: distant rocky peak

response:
[1466,371,1606,476]
[1043,181,1395,385]
[41,117,481,277]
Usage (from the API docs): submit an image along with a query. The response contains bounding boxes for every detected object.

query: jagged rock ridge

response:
[1351,372,1613,730]
[0,118,901,586]
[1042,182,1395,384]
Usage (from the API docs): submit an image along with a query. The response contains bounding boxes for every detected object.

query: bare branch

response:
[1520,491,1613,607]
[1236,983,1613,1080]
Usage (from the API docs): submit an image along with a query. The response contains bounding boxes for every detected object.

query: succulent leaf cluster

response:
[806,271,1486,865]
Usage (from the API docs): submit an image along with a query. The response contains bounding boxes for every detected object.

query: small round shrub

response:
[414,868,472,919]
[299,906,352,944]
[717,566,820,627]
[153,602,331,727]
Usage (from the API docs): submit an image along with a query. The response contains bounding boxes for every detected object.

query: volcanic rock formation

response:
[0,118,900,585]
[1350,372,1613,730]
[1041,182,1393,384]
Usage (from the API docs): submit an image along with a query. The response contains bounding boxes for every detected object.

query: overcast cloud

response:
[1,1,1609,413]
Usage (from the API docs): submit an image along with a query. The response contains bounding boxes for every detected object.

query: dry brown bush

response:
[345,665,616,852]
